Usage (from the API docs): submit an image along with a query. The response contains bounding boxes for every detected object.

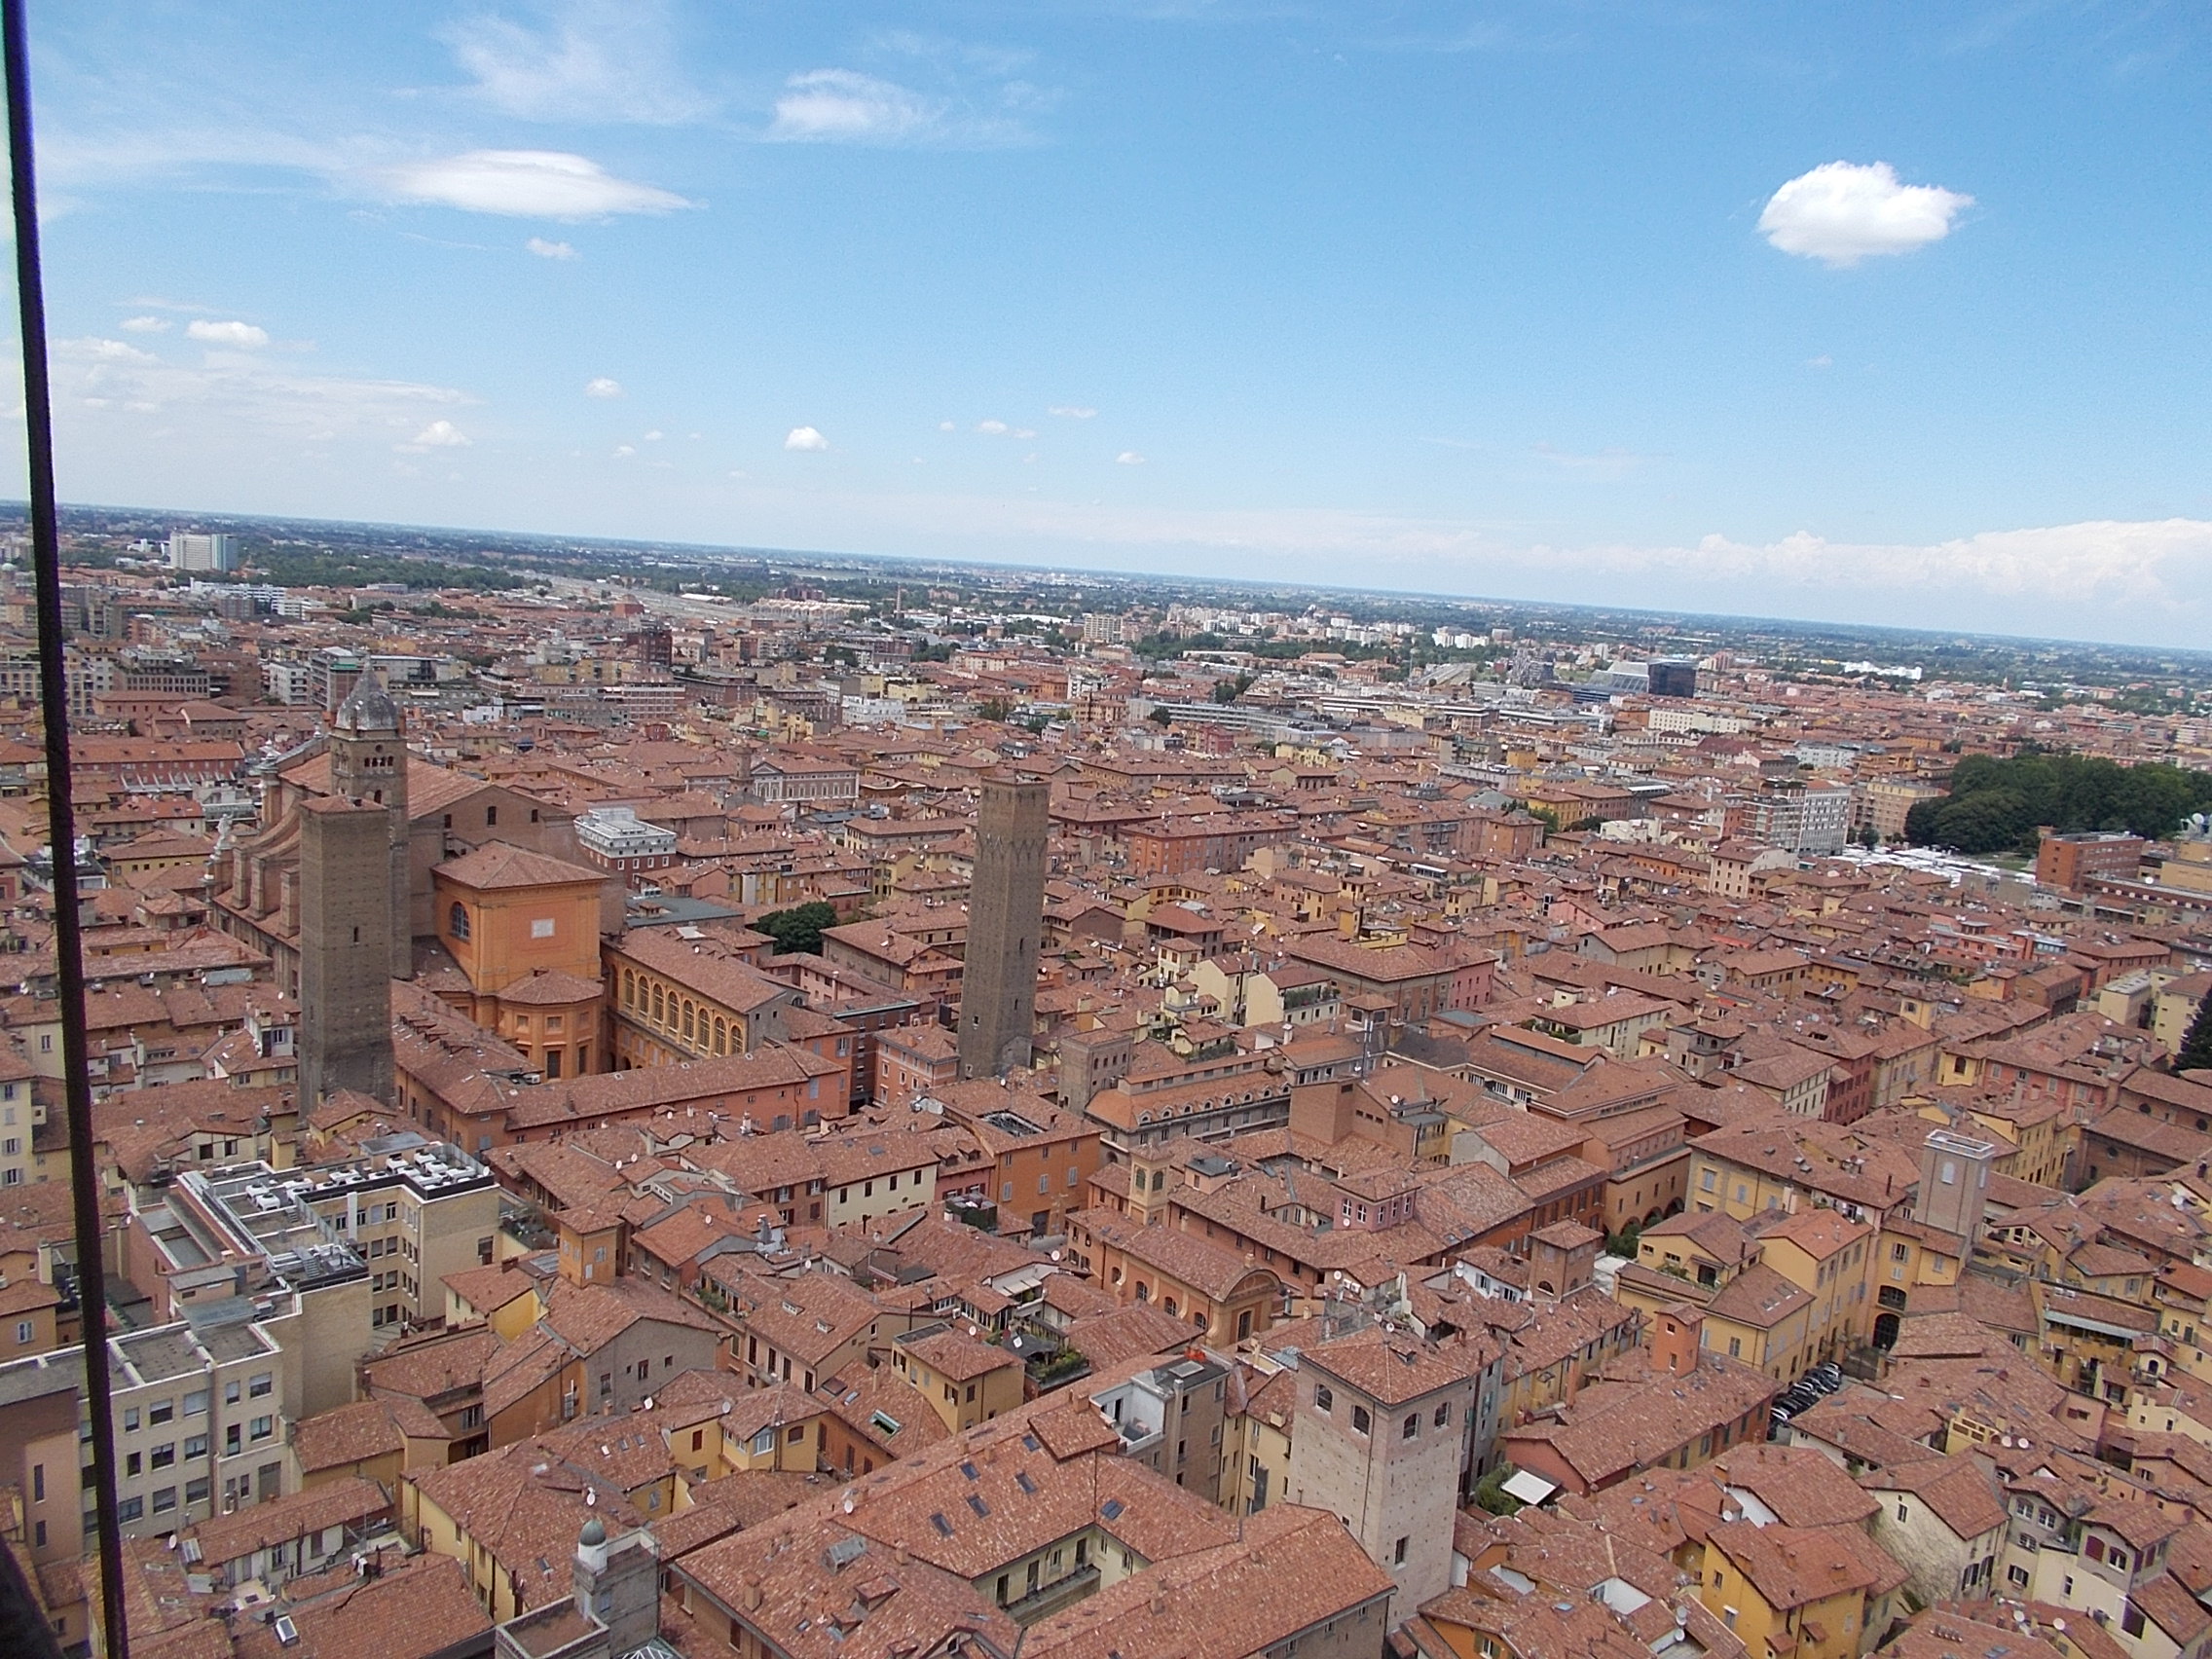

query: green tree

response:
[2180,994,2212,1075]
[1905,751,2212,854]
[755,901,839,956]
[1147,705,1174,727]
[977,696,1015,723]
[1472,1464,1525,1517]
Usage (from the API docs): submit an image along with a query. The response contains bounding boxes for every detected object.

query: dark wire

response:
[1,2,130,1653]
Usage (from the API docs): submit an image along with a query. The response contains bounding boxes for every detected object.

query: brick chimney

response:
[1648,1305,1702,1377]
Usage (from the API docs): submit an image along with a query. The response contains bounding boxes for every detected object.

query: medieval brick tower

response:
[958,777,1048,1080]
[300,673,406,1104]
[326,670,412,979]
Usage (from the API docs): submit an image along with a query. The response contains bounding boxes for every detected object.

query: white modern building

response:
[167,533,240,573]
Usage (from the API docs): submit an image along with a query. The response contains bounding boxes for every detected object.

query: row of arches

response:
[619,967,738,1055]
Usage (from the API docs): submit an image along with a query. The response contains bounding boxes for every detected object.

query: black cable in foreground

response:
[1,2,130,1654]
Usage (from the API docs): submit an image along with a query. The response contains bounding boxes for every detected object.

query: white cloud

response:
[121,315,171,334]
[613,443,635,457]
[938,420,955,431]
[769,70,945,144]
[977,419,1009,434]
[1807,353,1833,368]
[186,319,269,348]
[1049,405,1096,420]
[644,429,663,441]
[1116,451,1145,465]
[584,377,623,399]
[72,337,157,363]
[771,485,2212,643]
[785,425,830,452]
[398,419,471,452]
[444,0,713,125]
[376,150,692,220]
[1759,161,1972,267]
[527,237,577,260]
[46,337,473,454]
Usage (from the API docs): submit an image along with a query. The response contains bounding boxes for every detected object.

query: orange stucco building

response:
[429,842,608,1080]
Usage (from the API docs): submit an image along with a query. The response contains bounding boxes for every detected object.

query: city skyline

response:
[14,2,2212,646]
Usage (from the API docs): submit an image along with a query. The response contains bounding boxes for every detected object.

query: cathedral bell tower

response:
[327,671,412,979]
[299,672,408,1106]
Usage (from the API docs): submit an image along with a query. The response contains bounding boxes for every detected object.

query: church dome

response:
[334,670,401,735]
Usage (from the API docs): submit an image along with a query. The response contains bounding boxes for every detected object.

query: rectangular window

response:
[249,1374,273,1398]
[147,1400,173,1426]
[250,1417,273,1442]
[151,1487,176,1515]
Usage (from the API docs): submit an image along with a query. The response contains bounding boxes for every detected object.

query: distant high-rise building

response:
[632,621,674,676]
[958,777,1048,1080]
[166,532,240,573]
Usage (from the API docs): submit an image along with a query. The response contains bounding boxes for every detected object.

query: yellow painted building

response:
[1700,1522,1903,1659]
[892,1324,1026,1432]
[1912,1094,2068,1189]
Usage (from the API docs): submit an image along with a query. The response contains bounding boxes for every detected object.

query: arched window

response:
[621,970,635,1008]
[448,903,470,940]
[714,1017,727,1053]
[682,1002,696,1040]
[652,984,664,1021]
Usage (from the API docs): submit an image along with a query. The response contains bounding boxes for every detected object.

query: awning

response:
[1501,1469,1559,1506]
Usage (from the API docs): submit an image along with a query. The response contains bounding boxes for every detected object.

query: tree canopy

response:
[755,902,839,956]
[1904,752,2212,856]
[2179,993,2212,1076]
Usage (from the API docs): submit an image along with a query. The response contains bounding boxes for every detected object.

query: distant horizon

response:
[28,497,2212,669]
[19,4,2212,651]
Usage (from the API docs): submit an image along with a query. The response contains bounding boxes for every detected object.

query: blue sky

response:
[16,2,2212,645]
